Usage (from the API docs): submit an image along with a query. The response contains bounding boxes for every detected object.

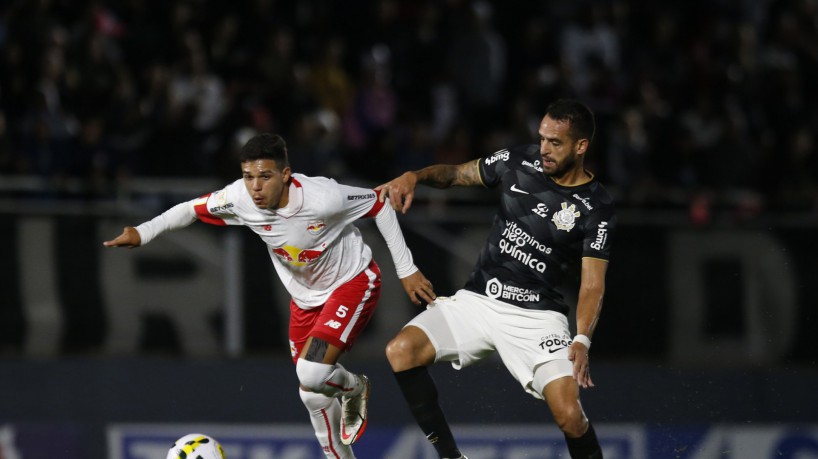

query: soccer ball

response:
[166,433,225,459]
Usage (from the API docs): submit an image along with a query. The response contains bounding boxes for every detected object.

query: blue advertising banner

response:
[107,423,818,459]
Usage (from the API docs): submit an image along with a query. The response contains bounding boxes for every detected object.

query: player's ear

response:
[282,166,292,182]
[575,138,590,157]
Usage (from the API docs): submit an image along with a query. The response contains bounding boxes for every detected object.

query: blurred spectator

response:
[560,2,621,102]
[0,0,816,214]
[0,111,16,173]
[605,107,650,204]
[168,31,227,134]
[344,45,400,181]
[68,116,112,195]
[309,37,355,120]
[447,0,506,148]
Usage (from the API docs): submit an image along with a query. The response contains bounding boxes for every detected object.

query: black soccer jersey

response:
[463,144,616,315]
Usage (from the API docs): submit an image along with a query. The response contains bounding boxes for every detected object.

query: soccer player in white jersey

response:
[104,133,436,459]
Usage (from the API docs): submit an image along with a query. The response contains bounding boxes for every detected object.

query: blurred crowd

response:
[0,0,817,213]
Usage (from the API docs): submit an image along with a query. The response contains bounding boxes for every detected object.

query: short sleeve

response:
[477,148,513,188]
[582,204,616,260]
[335,183,385,220]
[195,182,244,226]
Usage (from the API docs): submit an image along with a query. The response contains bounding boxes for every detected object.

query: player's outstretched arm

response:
[376,159,482,214]
[399,270,436,306]
[102,226,142,248]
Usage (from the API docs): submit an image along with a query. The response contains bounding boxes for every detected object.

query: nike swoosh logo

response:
[548,346,567,353]
[510,184,529,194]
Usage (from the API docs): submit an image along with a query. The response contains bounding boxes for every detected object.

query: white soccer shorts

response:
[406,289,574,400]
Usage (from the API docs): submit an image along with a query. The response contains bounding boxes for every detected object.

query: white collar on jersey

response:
[270,177,304,219]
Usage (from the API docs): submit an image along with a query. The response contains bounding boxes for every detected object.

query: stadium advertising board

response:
[1,216,817,365]
[108,423,818,459]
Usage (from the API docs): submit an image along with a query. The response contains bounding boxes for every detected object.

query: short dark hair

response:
[545,99,595,144]
[239,133,290,169]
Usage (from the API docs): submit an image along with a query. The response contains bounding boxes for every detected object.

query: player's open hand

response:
[399,270,436,306]
[375,172,418,214]
[103,226,142,248]
[569,341,594,389]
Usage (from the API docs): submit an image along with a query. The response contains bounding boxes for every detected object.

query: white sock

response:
[336,364,364,398]
[297,360,362,398]
[299,388,356,458]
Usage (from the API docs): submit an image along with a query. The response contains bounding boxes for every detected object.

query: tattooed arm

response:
[413,159,483,188]
[375,159,483,213]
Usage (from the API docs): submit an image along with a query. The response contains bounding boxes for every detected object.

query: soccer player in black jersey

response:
[376,99,613,459]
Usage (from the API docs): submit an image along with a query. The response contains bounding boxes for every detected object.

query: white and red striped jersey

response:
[135,173,417,309]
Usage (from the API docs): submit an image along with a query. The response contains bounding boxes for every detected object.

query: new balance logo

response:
[324,320,342,329]
[510,184,529,194]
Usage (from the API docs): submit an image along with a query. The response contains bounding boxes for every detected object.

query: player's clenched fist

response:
[103,226,142,248]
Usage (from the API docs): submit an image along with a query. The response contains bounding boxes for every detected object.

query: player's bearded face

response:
[544,151,577,177]
[538,115,580,178]
[241,159,291,210]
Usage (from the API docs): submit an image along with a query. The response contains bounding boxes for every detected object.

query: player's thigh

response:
[314,262,382,350]
[406,290,495,368]
[542,373,583,421]
[490,305,572,399]
[299,335,344,365]
[289,301,321,363]
[531,359,574,397]
[288,261,382,362]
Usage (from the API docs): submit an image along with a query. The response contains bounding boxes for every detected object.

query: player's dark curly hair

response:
[239,133,290,170]
[545,99,596,144]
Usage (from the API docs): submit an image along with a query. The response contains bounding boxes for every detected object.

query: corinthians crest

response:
[552,202,581,231]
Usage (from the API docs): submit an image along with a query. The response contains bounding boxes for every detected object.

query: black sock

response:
[394,367,461,458]
[565,422,603,459]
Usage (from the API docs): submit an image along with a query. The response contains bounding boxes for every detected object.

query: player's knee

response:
[386,327,434,371]
[385,335,416,370]
[299,387,333,411]
[552,403,588,438]
[295,358,334,394]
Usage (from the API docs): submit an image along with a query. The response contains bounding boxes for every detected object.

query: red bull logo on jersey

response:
[271,245,324,266]
[306,221,326,235]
